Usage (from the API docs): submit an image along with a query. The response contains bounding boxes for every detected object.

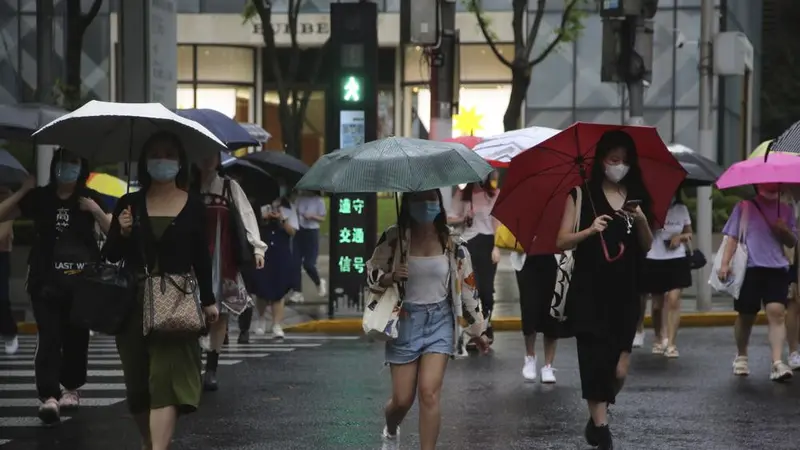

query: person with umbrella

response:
[190,152,266,391]
[555,130,655,449]
[0,148,111,424]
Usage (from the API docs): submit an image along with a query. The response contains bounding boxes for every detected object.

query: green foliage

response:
[682,187,747,232]
[52,79,97,111]
[241,0,258,22]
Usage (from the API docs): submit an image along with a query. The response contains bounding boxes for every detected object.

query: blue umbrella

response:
[174,109,258,150]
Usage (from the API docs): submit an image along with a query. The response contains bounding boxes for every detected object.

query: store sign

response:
[333,196,369,275]
[251,21,330,36]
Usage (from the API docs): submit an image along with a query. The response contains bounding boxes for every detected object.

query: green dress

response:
[114,217,203,415]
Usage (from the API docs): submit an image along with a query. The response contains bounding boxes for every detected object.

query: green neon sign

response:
[342,76,361,102]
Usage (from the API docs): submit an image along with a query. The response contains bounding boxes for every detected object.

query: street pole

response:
[623,15,645,126]
[35,0,54,186]
[695,0,715,311]
[430,0,457,211]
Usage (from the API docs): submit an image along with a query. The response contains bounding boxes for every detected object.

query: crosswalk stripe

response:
[0,359,242,366]
[0,417,71,427]
[0,439,9,444]
[0,398,124,407]
[16,343,303,350]
[0,383,125,391]
[2,353,271,360]
[0,370,124,377]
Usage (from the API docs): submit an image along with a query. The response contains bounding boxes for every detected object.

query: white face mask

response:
[605,163,630,183]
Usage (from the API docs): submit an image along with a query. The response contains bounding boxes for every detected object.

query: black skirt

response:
[639,257,692,294]
[515,254,566,338]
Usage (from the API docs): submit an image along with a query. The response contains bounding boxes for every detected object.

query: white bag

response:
[362,240,404,341]
[551,187,583,322]
[708,203,750,298]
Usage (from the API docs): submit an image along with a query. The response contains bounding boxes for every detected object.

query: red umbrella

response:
[492,122,686,255]
[444,135,483,150]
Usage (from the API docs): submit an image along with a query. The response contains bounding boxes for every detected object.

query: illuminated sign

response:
[342,76,362,102]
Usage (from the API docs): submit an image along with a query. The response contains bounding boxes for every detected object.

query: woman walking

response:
[0,148,110,424]
[192,153,266,391]
[448,173,500,343]
[637,193,693,357]
[718,183,796,380]
[369,190,488,450]
[556,130,654,449]
[514,253,560,383]
[104,131,219,450]
[249,192,299,339]
[293,190,327,298]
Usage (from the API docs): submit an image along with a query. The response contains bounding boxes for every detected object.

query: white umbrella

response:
[472,126,561,167]
[32,100,227,163]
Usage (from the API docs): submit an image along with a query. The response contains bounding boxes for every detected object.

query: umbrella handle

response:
[601,238,626,263]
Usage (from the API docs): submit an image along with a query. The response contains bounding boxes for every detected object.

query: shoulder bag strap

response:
[738,201,750,244]
[573,186,583,233]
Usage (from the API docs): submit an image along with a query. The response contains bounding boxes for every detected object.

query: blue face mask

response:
[55,162,81,184]
[409,201,440,223]
[147,159,180,182]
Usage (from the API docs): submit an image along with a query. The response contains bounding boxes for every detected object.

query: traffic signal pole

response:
[430,0,458,210]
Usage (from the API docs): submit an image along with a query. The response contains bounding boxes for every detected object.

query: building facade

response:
[0,0,761,166]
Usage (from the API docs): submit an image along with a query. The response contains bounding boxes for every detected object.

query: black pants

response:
[515,254,558,337]
[238,307,253,333]
[576,334,625,404]
[294,228,321,286]
[466,234,497,321]
[30,289,89,400]
[0,252,16,337]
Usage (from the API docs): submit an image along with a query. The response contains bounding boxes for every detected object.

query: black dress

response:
[565,184,642,404]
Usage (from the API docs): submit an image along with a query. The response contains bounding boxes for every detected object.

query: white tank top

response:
[403,254,449,304]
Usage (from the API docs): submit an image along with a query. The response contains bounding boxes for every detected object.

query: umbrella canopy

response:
[33,100,227,163]
[772,121,800,154]
[240,123,271,143]
[667,144,723,187]
[0,103,68,141]
[472,126,561,168]
[444,135,483,150]
[86,172,135,198]
[493,123,686,255]
[242,150,309,185]
[295,136,493,193]
[220,152,277,201]
[716,153,800,189]
[174,109,259,150]
[0,149,28,187]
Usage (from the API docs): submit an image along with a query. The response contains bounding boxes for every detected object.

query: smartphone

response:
[624,199,642,208]
[260,205,273,216]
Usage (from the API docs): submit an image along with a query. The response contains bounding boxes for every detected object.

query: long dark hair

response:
[189,153,222,193]
[398,190,450,251]
[137,131,191,191]
[589,130,653,222]
[49,147,90,190]
[460,176,497,203]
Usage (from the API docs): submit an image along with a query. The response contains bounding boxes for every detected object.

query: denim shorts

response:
[385,300,454,365]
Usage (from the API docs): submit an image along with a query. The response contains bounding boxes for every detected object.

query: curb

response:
[281,312,766,334]
[15,312,765,335]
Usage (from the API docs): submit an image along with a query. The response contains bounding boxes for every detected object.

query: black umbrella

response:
[242,150,309,185]
[0,103,68,141]
[668,144,723,187]
[220,152,278,202]
[0,149,28,187]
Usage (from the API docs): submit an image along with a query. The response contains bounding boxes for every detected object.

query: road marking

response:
[0,416,71,427]
[0,383,126,391]
[225,343,322,348]
[0,370,124,377]
[0,359,241,366]
[0,398,124,408]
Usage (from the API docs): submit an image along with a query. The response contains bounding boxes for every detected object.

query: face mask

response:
[147,159,180,182]
[409,201,440,223]
[55,162,81,184]
[605,163,630,183]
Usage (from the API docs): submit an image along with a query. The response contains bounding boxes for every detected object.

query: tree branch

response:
[296,38,330,137]
[529,0,578,67]
[79,0,103,33]
[511,0,526,55]
[468,0,512,68]
[524,0,546,60]
[254,1,290,124]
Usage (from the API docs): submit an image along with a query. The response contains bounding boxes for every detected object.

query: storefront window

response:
[263,91,327,164]
[403,44,514,83]
[196,46,254,83]
[412,85,511,138]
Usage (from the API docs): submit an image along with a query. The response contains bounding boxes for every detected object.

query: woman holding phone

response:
[556,130,653,449]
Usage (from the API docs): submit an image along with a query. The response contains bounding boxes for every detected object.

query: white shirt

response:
[201,174,268,257]
[448,188,499,242]
[646,203,692,260]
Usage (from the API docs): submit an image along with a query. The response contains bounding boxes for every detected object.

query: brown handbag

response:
[142,273,205,336]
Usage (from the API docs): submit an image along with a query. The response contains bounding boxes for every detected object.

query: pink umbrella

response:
[716,153,800,189]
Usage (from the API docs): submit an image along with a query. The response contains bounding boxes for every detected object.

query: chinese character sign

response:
[328,193,377,312]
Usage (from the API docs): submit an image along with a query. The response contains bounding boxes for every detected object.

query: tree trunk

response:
[503,63,531,132]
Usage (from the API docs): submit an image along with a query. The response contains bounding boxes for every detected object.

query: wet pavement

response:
[3,327,800,449]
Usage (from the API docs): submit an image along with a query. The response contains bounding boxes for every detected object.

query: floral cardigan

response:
[366,225,486,343]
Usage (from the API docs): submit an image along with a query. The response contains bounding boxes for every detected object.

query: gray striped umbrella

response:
[773,121,800,154]
[296,136,494,193]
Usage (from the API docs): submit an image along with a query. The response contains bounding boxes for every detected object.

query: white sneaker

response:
[4,336,18,355]
[288,291,305,304]
[632,332,644,348]
[272,324,285,339]
[789,351,800,370]
[770,360,793,382]
[255,316,266,336]
[522,355,537,381]
[318,279,327,297]
[381,425,399,450]
[733,355,750,376]
[540,364,557,384]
